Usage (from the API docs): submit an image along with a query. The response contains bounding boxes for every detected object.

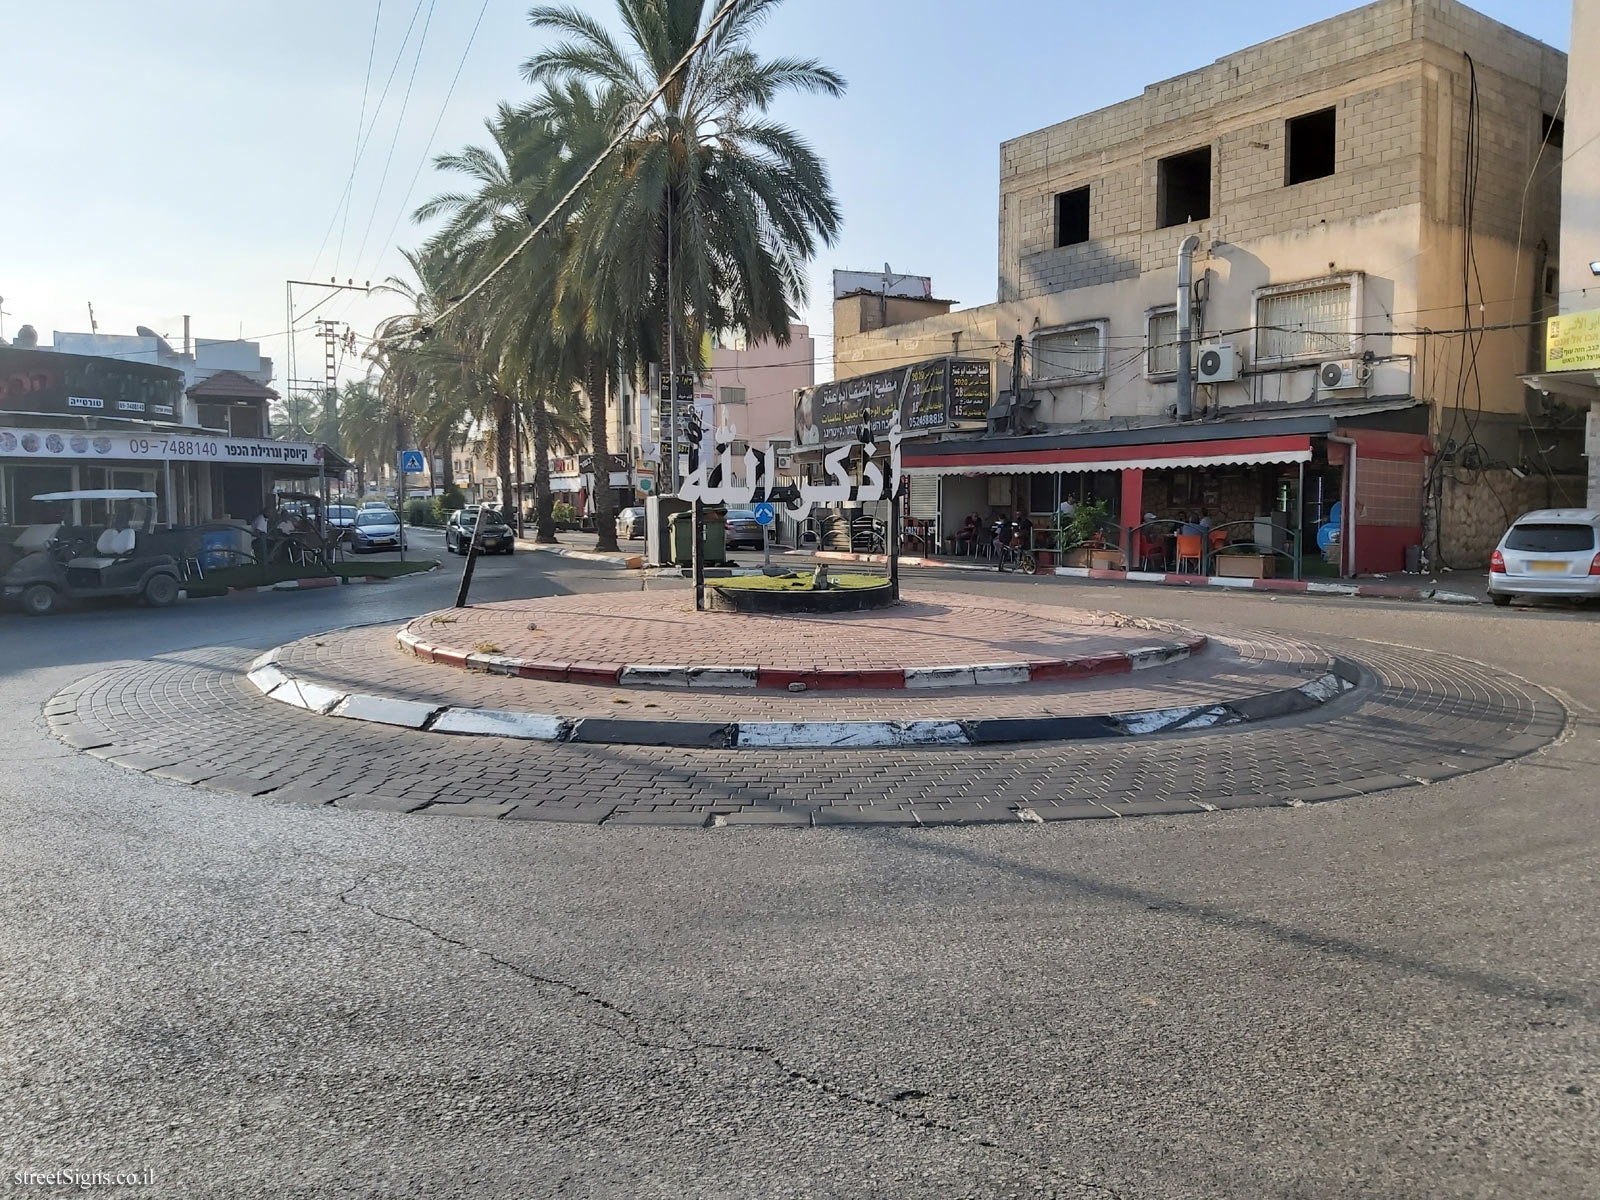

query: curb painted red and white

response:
[393,626,1208,691]
[246,647,1355,749]
[1051,566,1480,604]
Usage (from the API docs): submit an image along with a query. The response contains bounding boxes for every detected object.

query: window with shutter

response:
[1256,282,1352,361]
[1032,322,1106,383]
[1145,307,1201,376]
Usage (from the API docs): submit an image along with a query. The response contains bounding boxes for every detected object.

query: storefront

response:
[903,404,1429,577]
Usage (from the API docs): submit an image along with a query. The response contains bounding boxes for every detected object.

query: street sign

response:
[752,502,776,527]
[398,449,425,473]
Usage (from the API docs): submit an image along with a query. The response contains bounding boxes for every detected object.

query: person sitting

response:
[1177,511,1201,535]
[1013,511,1032,551]
[955,514,979,556]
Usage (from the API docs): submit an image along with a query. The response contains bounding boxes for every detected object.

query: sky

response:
[1,0,1571,390]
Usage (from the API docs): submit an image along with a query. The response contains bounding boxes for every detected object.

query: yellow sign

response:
[1546,308,1600,371]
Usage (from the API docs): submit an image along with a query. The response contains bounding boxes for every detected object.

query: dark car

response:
[724,508,765,549]
[349,508,405,554]
[446,506,514,555]
[616,506,646,540]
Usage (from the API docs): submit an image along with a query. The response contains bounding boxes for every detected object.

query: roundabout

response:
[42,584,1566,827]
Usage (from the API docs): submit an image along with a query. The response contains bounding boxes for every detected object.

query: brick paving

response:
[44,634,1565,827]
[271,624,1328,721]
[397,590,1200,674]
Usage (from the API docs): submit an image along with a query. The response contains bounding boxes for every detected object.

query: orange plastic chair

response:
[1209,528,1227,552]
[1175,533,1203,574]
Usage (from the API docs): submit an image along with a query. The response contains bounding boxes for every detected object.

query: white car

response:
[1488,509,1600,607]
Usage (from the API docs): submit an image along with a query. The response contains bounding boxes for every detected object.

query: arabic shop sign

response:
[0,345,185,423]
[1546,308,1600,372]
[793,356,990,448]
[679,422,904,522]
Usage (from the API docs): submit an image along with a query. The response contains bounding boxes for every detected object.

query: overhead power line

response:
[380,0,744,344]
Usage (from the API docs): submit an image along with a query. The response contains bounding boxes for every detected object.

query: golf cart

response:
[2,490,185,616]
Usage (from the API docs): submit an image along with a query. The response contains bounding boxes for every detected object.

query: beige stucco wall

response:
[1556,0,1600,507]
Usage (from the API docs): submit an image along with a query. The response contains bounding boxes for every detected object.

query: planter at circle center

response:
[706,579,896,613]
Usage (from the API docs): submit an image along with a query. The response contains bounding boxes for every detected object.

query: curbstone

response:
[430,708,565,740]
[904,665,977,689]
[331,694,439,728]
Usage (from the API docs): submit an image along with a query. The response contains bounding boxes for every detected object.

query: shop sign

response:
[0,345,184,423]
[0,426,323,466]
[794,357,992,448]
[1546,309,1600,372]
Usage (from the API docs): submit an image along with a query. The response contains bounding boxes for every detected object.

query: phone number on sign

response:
[126,438,221,457]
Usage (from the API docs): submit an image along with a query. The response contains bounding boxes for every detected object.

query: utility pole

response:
[0,296,9,342]
[315,318,344,442]
[285,277,370,443]
[665,197,677,495]
[87,301,98,334]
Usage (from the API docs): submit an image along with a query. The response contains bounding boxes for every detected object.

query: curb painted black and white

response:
[246,649,1358,749]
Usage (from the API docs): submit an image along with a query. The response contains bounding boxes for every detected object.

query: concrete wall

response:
[710,327,815,446]
[833,294,953,338]
[837,0,1564,453]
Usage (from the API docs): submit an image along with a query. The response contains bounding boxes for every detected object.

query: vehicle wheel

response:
[20,583,57,616]
[143,573,179,608]
[1019,550,1038,575]
[1490,593,1512,607]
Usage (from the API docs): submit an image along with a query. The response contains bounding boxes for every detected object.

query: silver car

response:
[349,508,405,554]
[1489,509,1600,606]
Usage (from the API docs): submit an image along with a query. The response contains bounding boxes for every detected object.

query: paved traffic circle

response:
[43,625,1565,827]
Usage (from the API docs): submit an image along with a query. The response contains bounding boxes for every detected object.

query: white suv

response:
[1488,509,1600,607]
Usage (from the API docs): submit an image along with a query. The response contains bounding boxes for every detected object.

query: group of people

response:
[1143,510,1213,535]
[953,511,1034,557]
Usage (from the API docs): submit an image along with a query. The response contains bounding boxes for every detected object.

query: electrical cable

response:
[377,0,745,344]
[360,0,490,288]
[350,0,438,280]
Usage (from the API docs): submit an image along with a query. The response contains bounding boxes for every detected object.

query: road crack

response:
[336,878,1121,1198]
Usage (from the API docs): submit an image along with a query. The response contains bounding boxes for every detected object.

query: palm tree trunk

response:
[494,392,514,517]
[587,361,620,552]
[531,390,557,543]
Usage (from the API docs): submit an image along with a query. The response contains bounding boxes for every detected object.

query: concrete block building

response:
[828,0,1571,574]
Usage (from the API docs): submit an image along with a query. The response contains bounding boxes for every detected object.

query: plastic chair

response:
[1209,528,1227,553]
[1175,533,1203,574]
[1137,532,1166,572]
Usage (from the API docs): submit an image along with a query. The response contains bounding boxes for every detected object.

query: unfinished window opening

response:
[1157,147,1211,228]
[1542,113,1564,149]
[1285,108,1336,185]
[1054,187,1089,247]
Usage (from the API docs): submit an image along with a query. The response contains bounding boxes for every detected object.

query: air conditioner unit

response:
[1196,343,1238,383]
[1319,359,1367,390]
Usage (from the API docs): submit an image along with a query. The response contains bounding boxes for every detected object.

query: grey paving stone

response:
[59,730,114,750]
[1285,783,1361,804]
[711,807,814,827]
[335,795,431,813]
[502,803,615,823]
[147,764,220,785]
[267,785,346,806]
[812,807,918,826]
[912,802,1006,826]
[204,774,282,797]
[604,810,712,827]
[104,752,182,772]
[416,801,515,819]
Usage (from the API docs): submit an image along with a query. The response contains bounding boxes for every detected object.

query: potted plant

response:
[1059,499,1110,568]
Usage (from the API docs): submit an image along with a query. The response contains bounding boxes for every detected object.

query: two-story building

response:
[827,0,1570,575]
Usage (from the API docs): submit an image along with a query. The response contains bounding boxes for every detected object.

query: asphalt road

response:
[2,549,1598,1199]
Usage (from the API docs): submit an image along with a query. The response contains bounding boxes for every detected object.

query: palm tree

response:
[521,0,843,547]
[271,391,321,442]
[336,378,391,497]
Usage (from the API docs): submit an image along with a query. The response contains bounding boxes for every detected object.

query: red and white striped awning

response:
[903,433,1313,476]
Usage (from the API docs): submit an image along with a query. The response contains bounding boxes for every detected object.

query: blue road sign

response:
[752,502,776,527]
[398,449,425,473]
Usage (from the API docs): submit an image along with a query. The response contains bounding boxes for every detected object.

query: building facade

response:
[828,0,1569,574]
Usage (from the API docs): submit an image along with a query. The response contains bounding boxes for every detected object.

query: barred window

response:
[1032,323,1105,383]
[1256,283,1351,360]
[1146,307,1201,376]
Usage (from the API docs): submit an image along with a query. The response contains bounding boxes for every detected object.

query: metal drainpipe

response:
[1328,434,1357,578]
[1175,234,1202,421]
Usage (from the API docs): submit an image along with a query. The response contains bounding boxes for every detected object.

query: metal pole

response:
[692,498,705,610]
[889,473,901,602]
[762,519,770,571]
[1295,458,1305,581]
[397,453,406,564]
[666,197,677,495]
[163,458,174,529]
[454,503,486,608]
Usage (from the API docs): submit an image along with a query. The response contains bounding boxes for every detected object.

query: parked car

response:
[724,508,765,549]
[616,506,646,540]
[1488,509,1600,606]
[359,500,392,511]
[445,506,514,555]
[2,490,183,616]
[325,504,357,540]
[349,508,405,554]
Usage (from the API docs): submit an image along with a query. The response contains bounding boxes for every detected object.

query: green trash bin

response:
[667,509,726,566]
